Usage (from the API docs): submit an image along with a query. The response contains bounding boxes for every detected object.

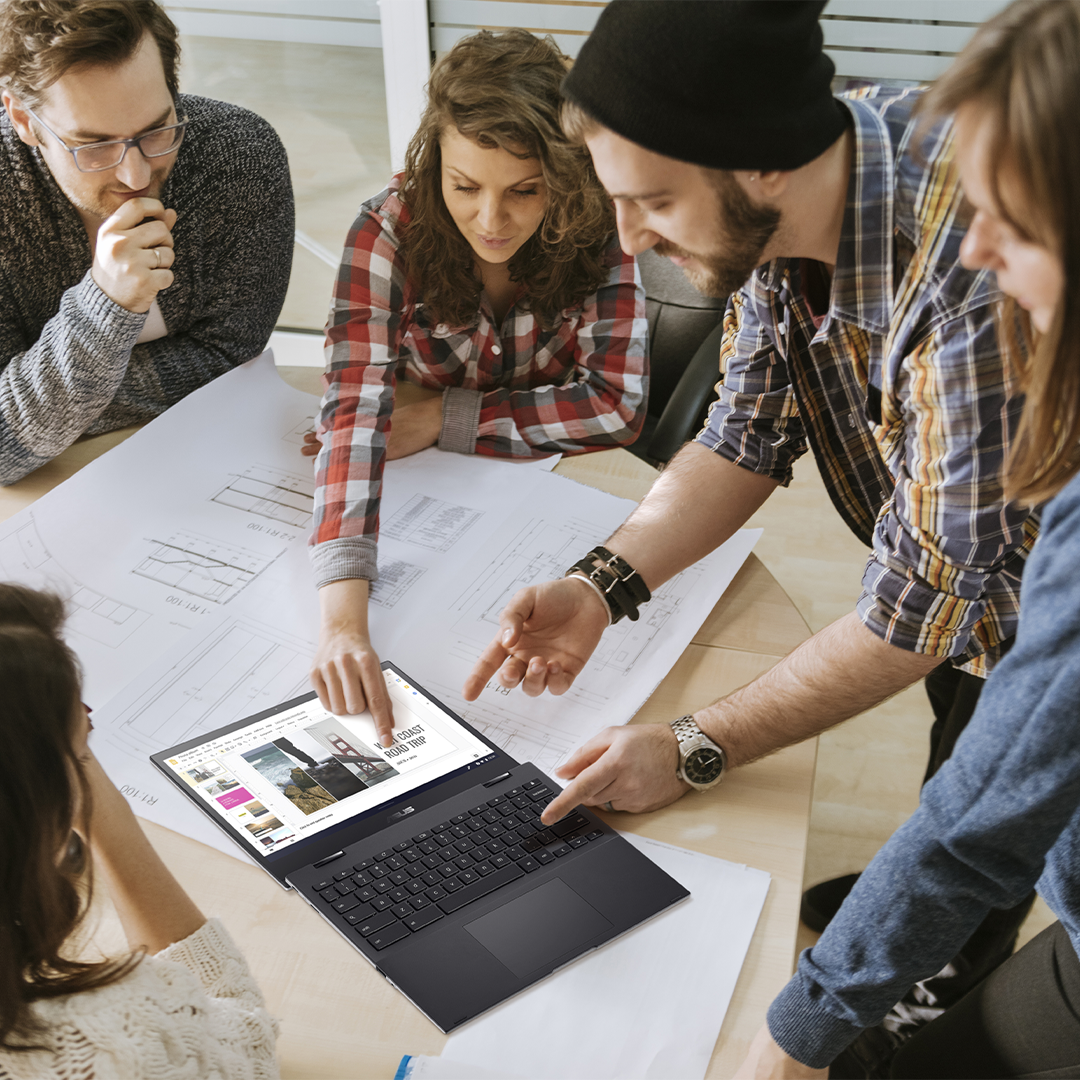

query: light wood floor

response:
[746,461,1056,958]
[178,33,1056,968]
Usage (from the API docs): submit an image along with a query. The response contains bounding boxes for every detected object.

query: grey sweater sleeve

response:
[0,272,145,481]
[766,472,1080,1067]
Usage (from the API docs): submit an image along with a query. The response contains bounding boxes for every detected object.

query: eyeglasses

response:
[26,106,188,173]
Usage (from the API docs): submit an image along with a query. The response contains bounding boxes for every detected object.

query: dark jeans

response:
[919,660,1035,1009]
[892,922,1080,1078]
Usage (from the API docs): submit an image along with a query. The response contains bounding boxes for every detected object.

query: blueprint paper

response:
[391,504,760,771]
[0,353,758,839]
[90,611,320,851]
[0,352,322,707]
[420,835,770,1080]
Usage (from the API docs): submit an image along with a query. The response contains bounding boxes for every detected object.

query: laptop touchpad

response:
[464,878,613,979]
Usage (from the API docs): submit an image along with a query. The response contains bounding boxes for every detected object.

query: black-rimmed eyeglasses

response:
[26,106,188,173]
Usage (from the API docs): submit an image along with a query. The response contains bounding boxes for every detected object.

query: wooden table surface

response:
[0,365,815,1078]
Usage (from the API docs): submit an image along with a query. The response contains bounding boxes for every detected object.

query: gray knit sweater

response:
[0,94,294,483]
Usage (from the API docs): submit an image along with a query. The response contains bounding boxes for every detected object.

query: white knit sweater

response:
[0,919,278,1080]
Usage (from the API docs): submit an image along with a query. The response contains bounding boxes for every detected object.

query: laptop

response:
[151,661,690,1031]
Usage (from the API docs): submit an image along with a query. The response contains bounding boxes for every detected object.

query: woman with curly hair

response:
[306,29,648,736]
[0,583,277,1078]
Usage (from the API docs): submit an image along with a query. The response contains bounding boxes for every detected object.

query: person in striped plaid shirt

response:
[466,0,1043,1050]
[304,29,648,744]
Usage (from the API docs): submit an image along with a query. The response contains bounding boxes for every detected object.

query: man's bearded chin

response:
[655,184,782,299]
[71,161,174,222]
[654,240,769,299]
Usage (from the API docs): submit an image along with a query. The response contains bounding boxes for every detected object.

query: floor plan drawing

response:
[382,493,484,552]
[446,516,606,647]
[444,518,712,678]
[369,558,426,608]
[423,677,576,774]
[281,413,317,446]
[133,530,280,604]
[106,616,314,760]
[587,566,702,676]
[0,517,152,648]
[211,464,315,528]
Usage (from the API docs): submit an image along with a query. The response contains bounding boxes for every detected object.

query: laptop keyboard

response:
[309,779,603,951]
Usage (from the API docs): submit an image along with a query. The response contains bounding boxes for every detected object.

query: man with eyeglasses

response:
[0,0,293,483]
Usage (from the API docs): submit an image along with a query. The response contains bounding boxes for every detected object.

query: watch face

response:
[685,746,724,785]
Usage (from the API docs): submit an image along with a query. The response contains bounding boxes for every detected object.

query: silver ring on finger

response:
[603,800,614,813]
[152,247,161,269]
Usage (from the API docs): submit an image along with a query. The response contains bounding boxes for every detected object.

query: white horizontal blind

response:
[165,1,382,48]
[430,0,603,57]
[823,0,1007,83]
[431,0,1010,81]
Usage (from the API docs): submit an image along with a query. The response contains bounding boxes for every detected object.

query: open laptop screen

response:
[153,665,496,861]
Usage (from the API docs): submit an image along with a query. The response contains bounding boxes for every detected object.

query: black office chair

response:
[631,248,727,467]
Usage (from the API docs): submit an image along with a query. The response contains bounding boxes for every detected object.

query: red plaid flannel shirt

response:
[310,177,648,587]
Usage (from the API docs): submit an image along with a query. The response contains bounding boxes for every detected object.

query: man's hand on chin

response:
[92,196,176,313]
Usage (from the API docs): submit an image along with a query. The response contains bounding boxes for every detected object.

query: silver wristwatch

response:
[670,715,726,791]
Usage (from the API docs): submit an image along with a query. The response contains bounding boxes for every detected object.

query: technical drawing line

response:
[211,464,314,528]
[0,516,152,649]
[132,531,279,604]
[112,619,314,757]
[382,494,484,552]
[142,541,258,576]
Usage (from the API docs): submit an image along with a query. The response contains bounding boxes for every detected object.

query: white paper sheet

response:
[402,835,771,1080]
[3,353,757,848]
[0,352,322,706]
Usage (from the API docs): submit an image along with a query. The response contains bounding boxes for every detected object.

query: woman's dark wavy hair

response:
[399,29,615,330]
[0,584,137,1050]
[924,0,1080,504]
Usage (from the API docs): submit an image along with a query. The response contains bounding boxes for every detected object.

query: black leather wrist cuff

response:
[565,545,651,624]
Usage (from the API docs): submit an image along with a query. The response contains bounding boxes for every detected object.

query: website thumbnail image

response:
[165,671,491,857]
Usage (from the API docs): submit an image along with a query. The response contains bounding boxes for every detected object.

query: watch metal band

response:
[670,714,703,747]
[670,713,727,790]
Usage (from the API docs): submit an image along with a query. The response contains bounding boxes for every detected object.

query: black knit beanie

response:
[561,0,849,171]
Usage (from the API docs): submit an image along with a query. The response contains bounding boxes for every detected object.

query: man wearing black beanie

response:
[465,3,1037,1073]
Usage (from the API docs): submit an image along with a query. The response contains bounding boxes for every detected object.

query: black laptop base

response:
[289,762,689,1031]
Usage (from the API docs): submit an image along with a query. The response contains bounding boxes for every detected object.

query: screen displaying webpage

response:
[160,668,495,858]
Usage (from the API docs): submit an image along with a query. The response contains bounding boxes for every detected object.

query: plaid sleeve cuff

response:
[767,971,864,1069]
[694,405,801,486]
[310,536,379,589]
[439,386,482,454]
[857,557,984,658]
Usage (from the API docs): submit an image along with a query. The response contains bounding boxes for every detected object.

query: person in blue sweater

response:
[737,2,1080,1077]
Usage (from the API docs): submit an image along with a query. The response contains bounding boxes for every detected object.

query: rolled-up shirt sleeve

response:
[694,286,807,483]
[309,203,405,588]
[857,309,1032,658]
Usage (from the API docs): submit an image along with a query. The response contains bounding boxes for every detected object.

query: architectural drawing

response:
[211,464,315,527]
[424,678,575,774]
[133,530,280,603]
[369,558,426,608]
[444,516,709,678]
[281,413,316,446]
[0,516,151,648]
[382,493,484,552]
[107,616,314,760]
